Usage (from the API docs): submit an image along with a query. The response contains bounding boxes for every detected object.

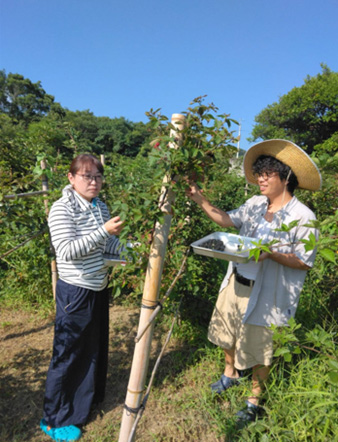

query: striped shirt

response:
[48,185,122,291]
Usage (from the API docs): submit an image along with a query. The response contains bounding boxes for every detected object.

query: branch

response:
[0,228,48,259]
[296,343,337,360]
[4,190,49,200]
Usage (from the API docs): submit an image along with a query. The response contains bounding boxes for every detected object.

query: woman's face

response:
[68,163,103,202]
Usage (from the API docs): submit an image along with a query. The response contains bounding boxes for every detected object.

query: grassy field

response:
[1,299,337,442]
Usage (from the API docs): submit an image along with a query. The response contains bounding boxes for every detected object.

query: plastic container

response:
[103,254,127,267]
[190,232,256,263]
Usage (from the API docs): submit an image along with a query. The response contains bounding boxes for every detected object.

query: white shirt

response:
[236,216,272,280]
[218,195,318,327]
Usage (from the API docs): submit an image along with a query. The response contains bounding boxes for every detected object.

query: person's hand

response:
[104,216,124,235]
[257,251,270,262]
[185,182,203,203]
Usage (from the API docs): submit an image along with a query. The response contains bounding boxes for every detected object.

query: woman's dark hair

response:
[252,155,299,194]
[69,154,104,176]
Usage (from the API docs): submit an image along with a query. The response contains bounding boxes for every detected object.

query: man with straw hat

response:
[187,139,321,423]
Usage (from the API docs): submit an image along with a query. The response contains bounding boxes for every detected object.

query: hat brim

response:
[243,139,322,191]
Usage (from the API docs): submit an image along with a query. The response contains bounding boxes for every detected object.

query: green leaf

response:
[328,360,338,371]
[113,286,121,298]
[274,347,290,357]
[284,352,292,362]
[275,220,300,232]
[319,248,336,263]
[33,166,43,176]
[328,371,338,384]
[248,248,261,262]
[301,231,318,252]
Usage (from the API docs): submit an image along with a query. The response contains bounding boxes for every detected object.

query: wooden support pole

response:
[40,160,49,215]
[41,160,58,299]
[51,260,58,300]
[134,250,189,343]
[118,114,185,442]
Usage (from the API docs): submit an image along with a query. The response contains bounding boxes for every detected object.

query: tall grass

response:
[144,342,338,441]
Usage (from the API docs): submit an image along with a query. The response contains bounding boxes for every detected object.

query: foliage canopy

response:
[250,64,338,155]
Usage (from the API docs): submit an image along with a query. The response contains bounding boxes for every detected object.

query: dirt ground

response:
[0,305,148,441]
[0,305,224,442]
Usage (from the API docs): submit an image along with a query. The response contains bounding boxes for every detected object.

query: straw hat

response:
[243,139,322,191]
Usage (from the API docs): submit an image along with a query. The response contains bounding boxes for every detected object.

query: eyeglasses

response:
[254,172,279,181]
[76,174,104,183]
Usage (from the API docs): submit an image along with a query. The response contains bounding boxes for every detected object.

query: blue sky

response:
[1,0,337,151]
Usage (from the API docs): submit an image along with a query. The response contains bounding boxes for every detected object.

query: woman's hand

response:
[104,216,124,235]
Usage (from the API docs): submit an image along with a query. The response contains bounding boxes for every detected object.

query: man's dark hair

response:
[252,155,299,194]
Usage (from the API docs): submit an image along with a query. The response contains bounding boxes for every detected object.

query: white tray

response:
[103,254,127,267]
[190,232,256,263]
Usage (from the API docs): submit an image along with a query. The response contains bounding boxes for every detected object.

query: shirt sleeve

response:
[292,213,318,268]
[104,236,125,255]
[227,196,257,230]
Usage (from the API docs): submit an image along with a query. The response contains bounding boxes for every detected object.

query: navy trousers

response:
[43,279,110,427]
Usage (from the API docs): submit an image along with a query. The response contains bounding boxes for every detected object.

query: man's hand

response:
[185,181,234,229]
[257,251,270,262]
[259,249,311,270]
[185,182,204,204]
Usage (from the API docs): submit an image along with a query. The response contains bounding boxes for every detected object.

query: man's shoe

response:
[235,400,263,423]
[210,374,241,394]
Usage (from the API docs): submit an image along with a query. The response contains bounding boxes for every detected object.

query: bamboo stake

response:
[134,249,189,343]
[41,160,49,216]
[127,297,183,442]
[118,113,186,442]
[41,160,58,299]
[51,260,58,300]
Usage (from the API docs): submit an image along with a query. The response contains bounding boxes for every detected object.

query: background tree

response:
[62,111,151,156]
[93,116,150,156]
[0,70,55,125]
[0,71,153,186]
[250,64,338,155]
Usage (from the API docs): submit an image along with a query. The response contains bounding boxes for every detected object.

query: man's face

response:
[255,171,288,199]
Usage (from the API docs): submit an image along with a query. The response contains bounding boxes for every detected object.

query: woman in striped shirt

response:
[41,154,124,442]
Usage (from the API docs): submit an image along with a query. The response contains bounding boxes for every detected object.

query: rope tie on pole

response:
[123,404,144,416]
[141,301,162,310]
